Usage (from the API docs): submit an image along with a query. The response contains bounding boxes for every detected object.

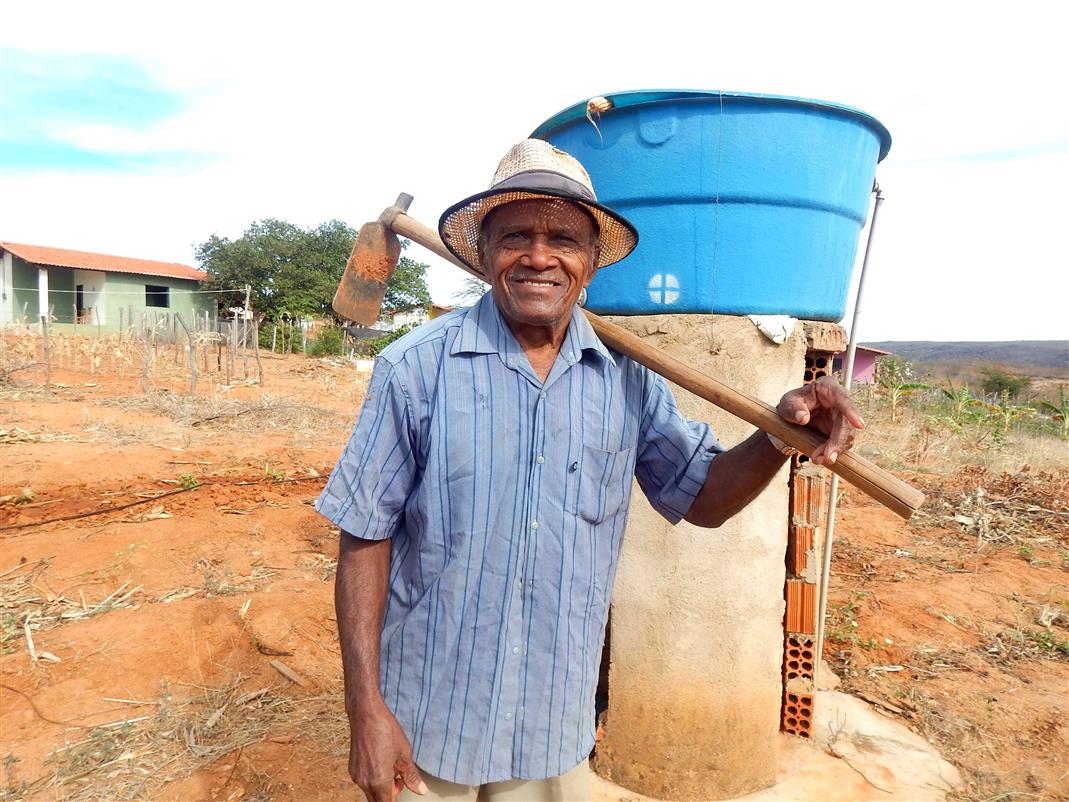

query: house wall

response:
[9,256,39,324]
[0,251,12,326]
[72,269,108,324]
[852,351,879,383]
[46,267,76,323]
[389,309,429,330]
[832,351,879,384]
[0,256,209,331]
[100,272,210,331]
[594,313,805,801]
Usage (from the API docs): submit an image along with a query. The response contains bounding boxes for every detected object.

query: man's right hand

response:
[347,704,428,802]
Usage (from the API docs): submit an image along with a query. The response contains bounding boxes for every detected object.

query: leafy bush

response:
[981,368,1031,399]
[309,326,346,357]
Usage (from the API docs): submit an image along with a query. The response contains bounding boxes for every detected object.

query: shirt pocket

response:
[570,444,637,524]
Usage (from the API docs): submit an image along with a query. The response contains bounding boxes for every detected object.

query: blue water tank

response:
[531,90,891,321]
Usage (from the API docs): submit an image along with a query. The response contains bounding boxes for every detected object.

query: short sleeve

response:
[316,359,417,540]
[634,371,724,524]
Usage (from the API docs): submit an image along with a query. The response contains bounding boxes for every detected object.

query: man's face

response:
[479,199,598,337]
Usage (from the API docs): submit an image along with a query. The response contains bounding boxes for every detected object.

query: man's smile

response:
[510,275,563,288]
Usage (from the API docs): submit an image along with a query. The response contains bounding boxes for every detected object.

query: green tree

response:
[195,220,431,321]
[383,247,433,315]
[980,367,1031,399]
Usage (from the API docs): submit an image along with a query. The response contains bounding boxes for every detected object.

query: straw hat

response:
[438,139,638,272]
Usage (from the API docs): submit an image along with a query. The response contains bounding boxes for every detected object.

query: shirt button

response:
[504,712,513,721]
[512,645,520,655]
[540,391,547,400]
[530,520,539,530]
[536,455,545,464]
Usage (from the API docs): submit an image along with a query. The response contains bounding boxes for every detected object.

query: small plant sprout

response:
[263,463,287,481]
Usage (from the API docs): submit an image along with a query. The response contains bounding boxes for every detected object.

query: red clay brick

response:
[781,691,814,738]
[790,467,828,526]
[784,579,817,635]
[782,634,816,683]
[786,524,816,577]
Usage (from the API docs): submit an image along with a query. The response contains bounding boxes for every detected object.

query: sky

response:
[1,0,1066,343]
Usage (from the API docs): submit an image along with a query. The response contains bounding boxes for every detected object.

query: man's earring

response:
[577,288,587,307]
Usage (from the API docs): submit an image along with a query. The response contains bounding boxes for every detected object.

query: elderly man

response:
[318,139,862,802]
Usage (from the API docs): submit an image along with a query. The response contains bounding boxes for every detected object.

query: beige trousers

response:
[397,760,591,802]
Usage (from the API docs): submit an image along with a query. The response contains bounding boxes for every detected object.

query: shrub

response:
[308,326,346,357]
[981,368,1031,399]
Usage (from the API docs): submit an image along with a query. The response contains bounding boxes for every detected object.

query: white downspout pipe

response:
[813,184,885,687]
[37,267,49,331]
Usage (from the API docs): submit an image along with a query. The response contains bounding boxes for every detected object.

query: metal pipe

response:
[813,184,885,687]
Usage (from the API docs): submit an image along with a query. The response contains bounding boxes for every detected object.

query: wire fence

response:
[0,310,270,394]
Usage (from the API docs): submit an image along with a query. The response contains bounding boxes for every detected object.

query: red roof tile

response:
[1,241,206,281]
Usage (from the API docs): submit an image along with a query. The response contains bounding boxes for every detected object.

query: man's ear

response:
[584,242,601,286]
[475,233,489,273]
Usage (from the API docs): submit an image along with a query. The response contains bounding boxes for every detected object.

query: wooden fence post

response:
[141,323,152,394]
[175,312,197,395]
[242,316,250,380]
[253,320,264,385]
[228,318,237,384]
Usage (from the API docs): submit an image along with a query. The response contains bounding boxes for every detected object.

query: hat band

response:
[491,170,598,203]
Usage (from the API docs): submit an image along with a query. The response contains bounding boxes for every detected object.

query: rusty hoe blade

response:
[331,221,402,325]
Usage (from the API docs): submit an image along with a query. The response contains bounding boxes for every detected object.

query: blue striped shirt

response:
[317,293,721,785]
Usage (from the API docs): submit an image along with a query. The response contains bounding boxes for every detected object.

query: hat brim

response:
[438,187,638,275]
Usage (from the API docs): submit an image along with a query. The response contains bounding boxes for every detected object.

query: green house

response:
[0,241,211,331]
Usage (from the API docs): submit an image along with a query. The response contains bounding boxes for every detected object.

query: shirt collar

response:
[451,291,615,367]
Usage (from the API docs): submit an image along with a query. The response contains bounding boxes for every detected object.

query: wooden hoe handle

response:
[387,211,925,520]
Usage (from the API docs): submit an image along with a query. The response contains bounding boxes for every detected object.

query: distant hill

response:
[865,340,1069,378]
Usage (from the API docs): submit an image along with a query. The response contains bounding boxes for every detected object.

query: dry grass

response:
[4,678,346,801]
[0,560,141,657]
[93,392,348,435]
[295,553,337,582]
[910,466,1069,546]
[0,428,81,445]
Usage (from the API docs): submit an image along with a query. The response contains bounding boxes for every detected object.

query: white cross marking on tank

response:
[648,273,680,305]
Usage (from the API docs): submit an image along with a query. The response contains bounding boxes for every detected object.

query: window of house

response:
[145,284,170,308]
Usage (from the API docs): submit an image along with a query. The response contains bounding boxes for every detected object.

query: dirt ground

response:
[1,352,1067,801]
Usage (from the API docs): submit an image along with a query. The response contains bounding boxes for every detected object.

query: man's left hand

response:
[776,376,865,466]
